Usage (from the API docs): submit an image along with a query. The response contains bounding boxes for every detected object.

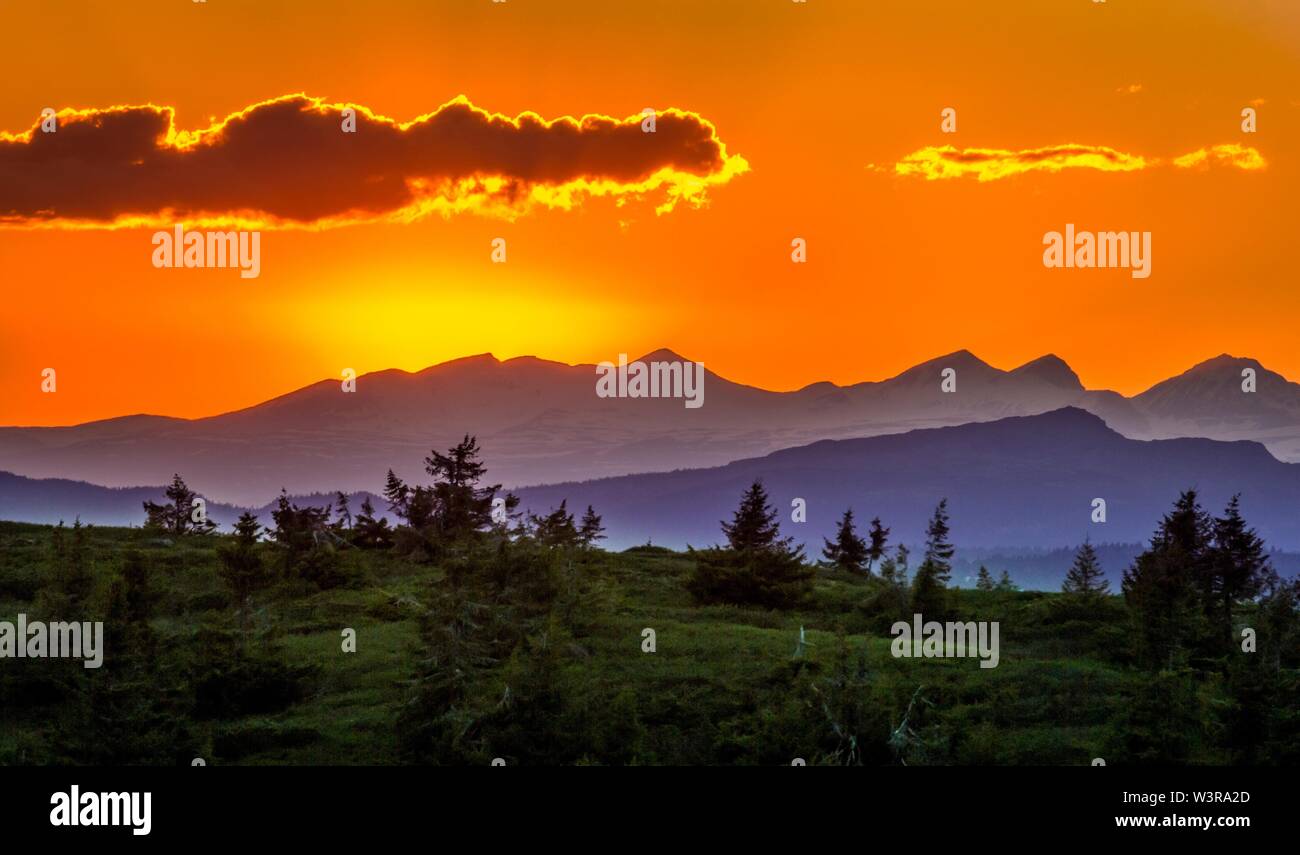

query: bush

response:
[686,546,814,610]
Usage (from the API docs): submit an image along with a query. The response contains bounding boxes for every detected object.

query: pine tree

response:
[217,512,274,642]
[721,480,782,551]
[424,435,501,539]
[1062,540,1109,597]
[975,565,994,591]
[334,491,352,530]
[142,473,214,535]
[688,480,811,608]
[882,544,910,587]
[404,485,437,529]
[921,499,954,583]
[383,470,409,517]
[578,505,605,548]
[268,490,332,577]
[1122,490,1210,669]
[995,570,1017,592]
[1256,573,1300,674]
[822,508,869,573]
[531,500,579,548]
[1203,495,1270,652]
[353,496,393,549]
[910,499,954,617]
[866,517,890,573]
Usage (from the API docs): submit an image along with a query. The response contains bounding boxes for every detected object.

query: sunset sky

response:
[2,0,1297,426]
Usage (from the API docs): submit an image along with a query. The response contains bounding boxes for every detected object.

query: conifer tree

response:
[995,570,1018,592]
[1204,495,1270,651]
[424,435,501,538]
[895,544,910,582]
[822,508,869,573]
[866,517,890,573]
[531,500,579,548]
[721,480,782,551]
[577,505,606,548]
[1062,540,1109,597]
[688,480,812,609]
[910,500,954,617]
[975,565,994,591]
[217,512,274,642]
[352,496,394,549]
[383,469,409,517]
[1122,490,1210,669]
[268,490,332,576]
[142,473,215,535]
[334,491,353,530]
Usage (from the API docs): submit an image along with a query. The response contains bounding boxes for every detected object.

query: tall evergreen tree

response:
[1122,490,1211,669]
[688,480,812,609]
[975,565,994,591]
[721,480,782,551]
[822,508,869,573]
[352,496,394,549]
[1062,540,1110,597]
[1203,495,1270,652]
[577,505,606,548]
[530,500,579,548]
[268,490,332,576]
[217,512,274,642]
[910,499,954,617]
[866,517,890,573]
[143,473,215,535]
[424,435,501,539]
[383,470,409,517]
[881,544,910,587]
[334,491,353,530]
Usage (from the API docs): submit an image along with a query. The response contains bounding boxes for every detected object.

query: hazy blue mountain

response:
[512,408,1300,553]
[0,348,1154,505]
[1,349,1297,510]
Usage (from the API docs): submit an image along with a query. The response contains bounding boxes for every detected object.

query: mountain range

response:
[4,408,1300,568]
[2,348,1298,508]
[512,407,1300,552]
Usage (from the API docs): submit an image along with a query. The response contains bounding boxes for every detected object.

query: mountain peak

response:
[1011,354,1083,390]
[900,349,994,374]
[1186,353,1260,374]
[416,352,500,375]
[633,347,694,364]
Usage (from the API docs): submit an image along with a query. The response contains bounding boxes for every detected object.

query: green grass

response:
[0,521,1153,765]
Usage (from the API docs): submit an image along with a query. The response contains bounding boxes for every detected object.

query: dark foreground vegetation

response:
[1,437,1297,765]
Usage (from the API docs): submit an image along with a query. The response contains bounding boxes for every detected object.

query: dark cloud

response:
[0,95,746,226]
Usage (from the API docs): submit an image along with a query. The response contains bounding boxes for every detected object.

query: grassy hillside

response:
[0,520,1293,765]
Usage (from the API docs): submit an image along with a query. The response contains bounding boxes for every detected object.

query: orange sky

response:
[2,0,1297,426]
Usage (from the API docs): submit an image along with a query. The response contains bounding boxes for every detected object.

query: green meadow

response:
[5,516,1291,766]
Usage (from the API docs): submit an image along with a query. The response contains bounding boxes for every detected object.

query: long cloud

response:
[892,142,1266,182]
[0,95,749,228]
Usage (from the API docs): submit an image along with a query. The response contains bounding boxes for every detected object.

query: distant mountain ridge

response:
[511,407,1300,552]
[1,349,1298,505]
[5,409,1300,583]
